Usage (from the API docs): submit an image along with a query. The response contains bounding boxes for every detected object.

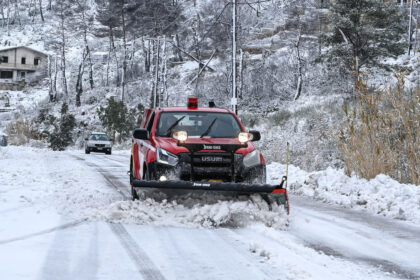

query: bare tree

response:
[294,29,303,100]
[48,55,53,101]
[57,1,69,97]
[142,36,151,72]
[407,0,415,55]
[75,50,87,107]
[95,0,122,87]
[153,37,160,108]
[13,0,20,26]
[6,0,10,36]
[76,0,94,89]
[39,0,44,22]
[161,36,168,106]
[49,56,58,102]
[120,0,127,103]
[0,0,5,29]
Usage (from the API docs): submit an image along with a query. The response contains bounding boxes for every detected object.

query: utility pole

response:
[231,0,237,114]
[153,37,160,108]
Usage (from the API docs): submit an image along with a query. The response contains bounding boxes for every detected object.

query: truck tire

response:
[130,158,139,201]
[131,186,139,200]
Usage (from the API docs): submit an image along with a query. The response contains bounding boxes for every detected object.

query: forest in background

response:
[0,0,418,183]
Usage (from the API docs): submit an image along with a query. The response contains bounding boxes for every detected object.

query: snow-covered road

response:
[1,147,419,280]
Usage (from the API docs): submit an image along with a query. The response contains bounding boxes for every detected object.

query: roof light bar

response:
[187,97,198,109]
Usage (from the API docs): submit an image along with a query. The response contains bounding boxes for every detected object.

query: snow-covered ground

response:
[1,146,420,279]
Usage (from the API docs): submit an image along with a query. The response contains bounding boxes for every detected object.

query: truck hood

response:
[153,137,255,155]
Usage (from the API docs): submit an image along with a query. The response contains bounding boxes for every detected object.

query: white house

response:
[0,46,48,90]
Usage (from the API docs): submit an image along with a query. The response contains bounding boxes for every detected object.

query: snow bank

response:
[268,162,420,223]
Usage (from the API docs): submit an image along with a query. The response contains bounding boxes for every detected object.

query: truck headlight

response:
[157,148,179,166]
[243,150,261,168]
[238,132,253,144]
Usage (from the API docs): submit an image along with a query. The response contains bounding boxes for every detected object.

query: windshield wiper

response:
[164,116,185,137]
[200,118,218,138]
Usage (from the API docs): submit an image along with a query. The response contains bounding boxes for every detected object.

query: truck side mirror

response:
[133,128,149,140]
[84,137,88,141]
[249,130,261,141]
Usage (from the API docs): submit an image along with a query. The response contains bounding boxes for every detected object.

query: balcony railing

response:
[0,63,40,70]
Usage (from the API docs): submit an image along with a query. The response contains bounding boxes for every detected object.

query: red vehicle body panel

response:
[132,106,262,180]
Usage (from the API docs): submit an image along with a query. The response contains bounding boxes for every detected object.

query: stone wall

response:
[0,81,25,91]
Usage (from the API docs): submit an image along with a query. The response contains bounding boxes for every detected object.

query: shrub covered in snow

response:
[97,96,139,142]
[48,103,76,151]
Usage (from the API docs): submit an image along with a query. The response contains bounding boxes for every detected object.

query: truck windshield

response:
[156,112,242,138]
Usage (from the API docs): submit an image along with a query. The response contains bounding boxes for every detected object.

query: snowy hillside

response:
[0,0,417,172]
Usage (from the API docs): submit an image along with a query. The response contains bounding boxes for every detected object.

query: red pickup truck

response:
[129,98,289,212]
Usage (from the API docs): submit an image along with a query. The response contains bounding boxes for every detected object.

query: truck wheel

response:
[130,158,139,200]
[131,186,139,201]
[85,148,90,154]
[106,150,112,155]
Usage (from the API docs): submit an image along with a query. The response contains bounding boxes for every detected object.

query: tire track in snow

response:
[302,242,420,280]
[71,154,130,199]
[110,223,166,280]
[290,199,420,280]
[0,205,31,214]
[292,196,420,242]
[72,152,166,280]
[0,219,87,245]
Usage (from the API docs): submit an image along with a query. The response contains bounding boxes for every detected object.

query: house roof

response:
[0,46,49,56]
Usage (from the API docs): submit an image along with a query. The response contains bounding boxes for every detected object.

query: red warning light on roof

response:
[187,97,198,109]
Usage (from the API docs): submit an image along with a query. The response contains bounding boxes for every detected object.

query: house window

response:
[0,71,13,79]
[21,57,26,64]
[34,58,41,66]
[1,56,8,63]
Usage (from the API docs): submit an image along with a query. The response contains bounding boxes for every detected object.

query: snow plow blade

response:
[132,176,289,213]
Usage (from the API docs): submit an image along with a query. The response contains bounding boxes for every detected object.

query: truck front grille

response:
[177,152,244,181]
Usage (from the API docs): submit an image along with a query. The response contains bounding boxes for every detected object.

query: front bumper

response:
[88,147,111,153]
[148,153,266,183]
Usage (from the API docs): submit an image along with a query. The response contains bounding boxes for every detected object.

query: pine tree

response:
[97,97,137,141]
[49,103,76,151]
[323,0,406,79]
